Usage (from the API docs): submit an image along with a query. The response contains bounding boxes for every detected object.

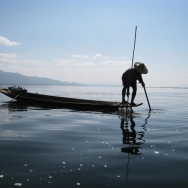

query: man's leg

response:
[131,85,137,105]
[122,85,126,102]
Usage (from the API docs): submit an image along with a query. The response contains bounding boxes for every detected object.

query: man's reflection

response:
[120,117,144,155]
[120,113,150,182]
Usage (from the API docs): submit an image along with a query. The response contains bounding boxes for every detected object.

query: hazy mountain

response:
[0,70,81,86]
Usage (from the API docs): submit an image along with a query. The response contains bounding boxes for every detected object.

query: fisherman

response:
[122,62,148,106]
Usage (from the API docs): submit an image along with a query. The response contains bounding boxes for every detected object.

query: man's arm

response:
[138,74,145,87]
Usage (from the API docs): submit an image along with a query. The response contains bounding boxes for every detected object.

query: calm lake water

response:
[0,85,188,188]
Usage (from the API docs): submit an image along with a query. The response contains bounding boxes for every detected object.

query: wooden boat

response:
[0,86,122,112]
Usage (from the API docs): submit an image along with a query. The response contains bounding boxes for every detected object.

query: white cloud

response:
[0,66,50,78]
[56,59,96,68]
[72,55,81,58]
[72,54,88,59]
[0,59,44,65]
[104,56,112,60]
[82,55,88,59]
[74,62,96,68]
[1,54,187,87]
[0,36,20,46]
[0,53,17,59]
[100,60,130,67]
[93,53,102,59]
[0,53,43,65]
[57,59,72,66]
[1,51,186,87]
[18,60,44,65]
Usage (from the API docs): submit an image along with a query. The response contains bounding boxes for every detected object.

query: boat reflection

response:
[120,113,150,182]
[0,101,31,113]
[3,101,119,114]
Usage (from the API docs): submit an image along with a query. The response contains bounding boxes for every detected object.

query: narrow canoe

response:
[0,86,121,112]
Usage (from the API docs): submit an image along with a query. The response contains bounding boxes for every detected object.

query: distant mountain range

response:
[0,70,81,86]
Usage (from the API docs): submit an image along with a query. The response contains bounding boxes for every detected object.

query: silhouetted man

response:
[122,62,148,106]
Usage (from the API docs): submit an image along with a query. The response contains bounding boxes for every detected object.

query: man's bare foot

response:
[122,99,128,104]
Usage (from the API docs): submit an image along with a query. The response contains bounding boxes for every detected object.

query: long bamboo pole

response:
[143,86,151,111]
[131,26,151,111]
[131,26,137,68]
[128,26,137,105]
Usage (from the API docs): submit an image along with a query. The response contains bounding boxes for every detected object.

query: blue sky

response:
[0,0,188,87]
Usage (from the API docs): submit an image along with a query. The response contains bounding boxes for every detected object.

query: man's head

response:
[134,62,148,74]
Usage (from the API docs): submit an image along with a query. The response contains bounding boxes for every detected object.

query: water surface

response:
[0,86,188,188]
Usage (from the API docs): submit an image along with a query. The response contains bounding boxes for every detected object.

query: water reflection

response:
[120,117,148,155]
[7,102,28,112]
[120,113,150,182]
[3,101,119,114]
[0,101,51,113]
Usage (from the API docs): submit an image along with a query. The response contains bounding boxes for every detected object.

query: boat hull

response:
[0,87,120,112]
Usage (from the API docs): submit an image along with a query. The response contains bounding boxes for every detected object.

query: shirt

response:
[122,68,143,87]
